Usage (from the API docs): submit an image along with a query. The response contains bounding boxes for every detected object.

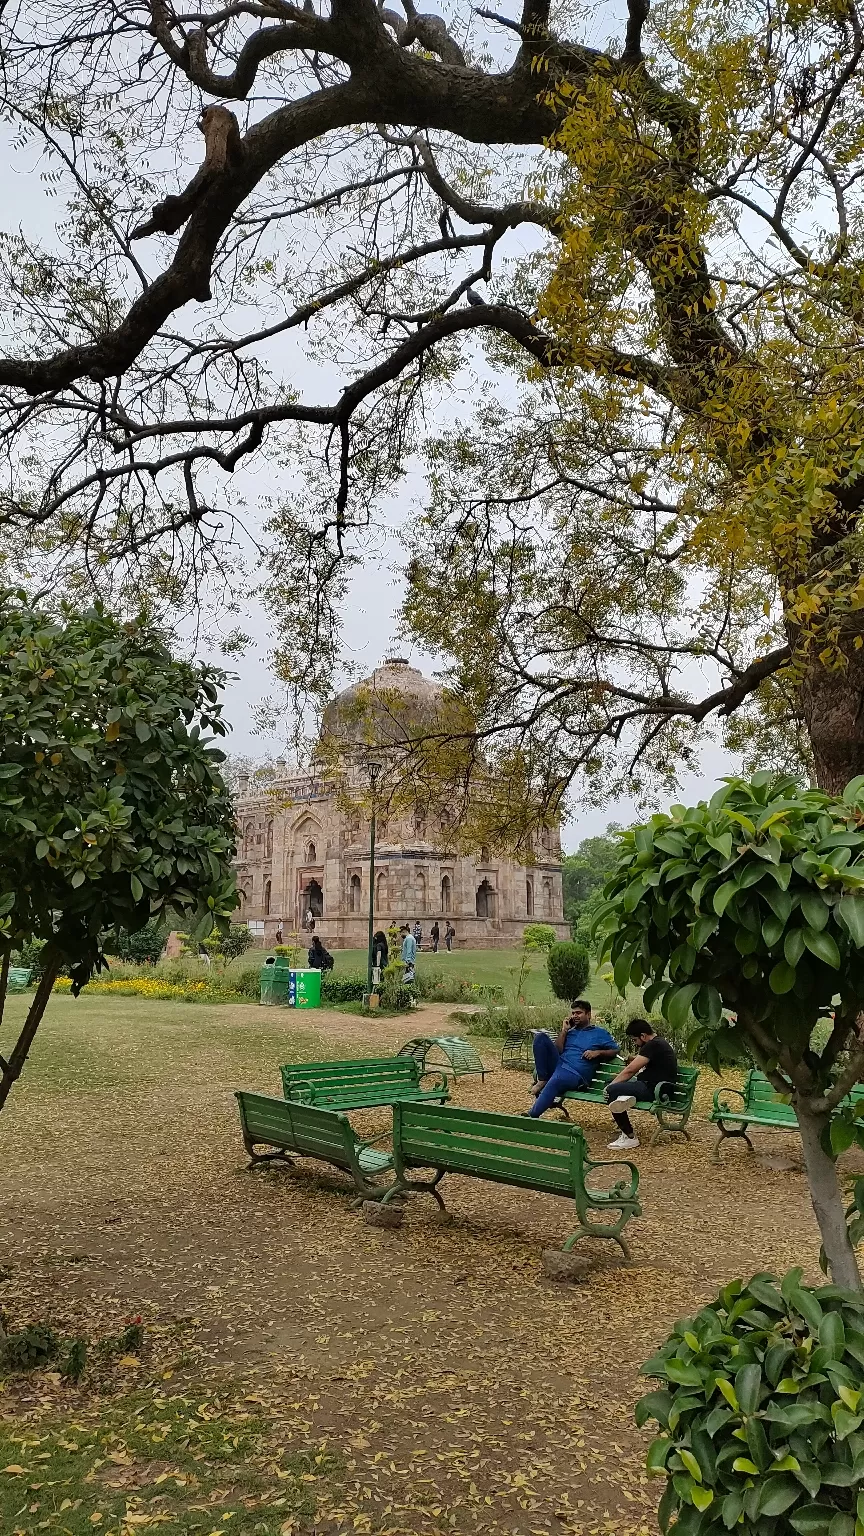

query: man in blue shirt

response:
[400,924,417,982]
[528,1000,618,1118]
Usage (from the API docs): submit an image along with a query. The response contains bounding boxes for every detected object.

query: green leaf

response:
[665,1359,703,1387]
[666,983,701,1028]
[679,1449,703,1483]
[748,1278,785,1311]
[734,1362,763,1414]
[715,1377,739,1410]
[757,1477,801,1517]
[130,874,144,902]
[791,1509,845,1535]
[784,926,806,965]
[635,1391,673,1428]
[803,926,841,968]
[70,869,86,888]
[732,1457,759,1474]
[713,881,738,916]
[691,1486,713,1512]
[0,763,23,778]
[839,894,864,947]
[762,913,785,947]
[646,1435,672,1474]
[770,959,797,994]
[820,1310,846,1356]
[721,1491,743,1531]
[831,1118,856,1155]
[763,883,793,920]
[833,1405,863,1440]
[788,1286,823,1333]
[801,892,830,930]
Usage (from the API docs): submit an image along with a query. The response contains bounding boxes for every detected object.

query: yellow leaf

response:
[90,1515,103,1524]
[2,1465,28,1474]
[105,721,121,741]
[117,1355,140,1368]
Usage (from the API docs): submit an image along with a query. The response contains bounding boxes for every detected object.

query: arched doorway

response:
[476,879,496,919]
[264,879,272,916]
[303,878,323,918]
[526,878,534,916]
[376,870,388,914]
[414,869,426,912]
[350,873,361,913]
[440,874,452,913]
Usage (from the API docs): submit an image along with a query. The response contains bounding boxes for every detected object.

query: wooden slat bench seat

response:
[711,1069,800,1159]
[560,1061,701,1143]
[280,1055,449,1111]
[235,1090,394,1197]
[376,1102,642,1256]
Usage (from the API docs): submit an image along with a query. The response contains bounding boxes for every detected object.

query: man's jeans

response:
[607,1078,654,1136]
[529,1033,588,1117]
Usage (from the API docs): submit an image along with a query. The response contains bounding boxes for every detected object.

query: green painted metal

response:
[234,1090,394,1196]
[280,1055,450,1110]
[7,966,32,992]
[500,1032,535,1073]
[562,1062,701,1144]
[711,1069,802,1160]
[381,1102,642,1257]
[396,1036,487,1079]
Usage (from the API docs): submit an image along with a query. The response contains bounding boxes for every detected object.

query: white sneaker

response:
[608,1133,639,1150]
[609,1095,636,1115]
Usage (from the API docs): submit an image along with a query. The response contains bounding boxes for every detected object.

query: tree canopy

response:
[0,591,237,1112]
[3,1,864,817]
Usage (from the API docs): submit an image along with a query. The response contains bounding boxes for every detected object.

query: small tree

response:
[594,773,864,1288]
[0,591,238,1115]
[110,918,169,966]
[546,941,590,1002]
[199,922,254,968]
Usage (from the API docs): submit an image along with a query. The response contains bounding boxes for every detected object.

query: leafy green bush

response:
[109,918,169,965]
[523,923,558,952]
[638,1268,864,1536]
[321,973,368,1004]
[546,941,590,1001]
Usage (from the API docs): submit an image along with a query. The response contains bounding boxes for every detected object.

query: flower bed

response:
[52,976,251,1004]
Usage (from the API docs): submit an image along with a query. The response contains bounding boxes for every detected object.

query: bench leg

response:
[563,1223,632,1262]
[713,1123,754,1163]
[649,1115,691,1146]
[380,1171,447,1212]
[244,1138,294,1170]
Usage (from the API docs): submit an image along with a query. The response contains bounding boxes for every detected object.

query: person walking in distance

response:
[400,923,417,983]
[430,921,440,953]
[444,921,455,951]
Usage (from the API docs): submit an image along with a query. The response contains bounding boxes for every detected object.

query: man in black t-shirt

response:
[604,1019,678,1150]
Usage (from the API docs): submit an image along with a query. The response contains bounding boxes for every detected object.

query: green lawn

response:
[327,945,613,1009]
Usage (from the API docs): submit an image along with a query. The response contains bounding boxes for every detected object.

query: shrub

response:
[522,923,557,952]
[463,1002,565,1039]
[109,918,170,965]
[638,1267,864,1536]
[546,941,590,1001]
[321,973,367,1004]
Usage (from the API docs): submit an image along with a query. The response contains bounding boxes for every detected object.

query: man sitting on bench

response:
[529,1000,618,1118]
[604,1019,678,1150]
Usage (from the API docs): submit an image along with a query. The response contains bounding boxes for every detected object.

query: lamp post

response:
[366,760,383,1000]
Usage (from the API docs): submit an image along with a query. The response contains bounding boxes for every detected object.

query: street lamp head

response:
[368,760,383,783]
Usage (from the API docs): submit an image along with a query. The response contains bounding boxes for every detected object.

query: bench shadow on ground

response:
[0,994,857,1536]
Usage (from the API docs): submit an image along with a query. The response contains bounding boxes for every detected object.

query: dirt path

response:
[0,997,852,1535]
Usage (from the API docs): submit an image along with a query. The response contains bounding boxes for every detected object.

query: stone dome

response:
[320,657,446,748]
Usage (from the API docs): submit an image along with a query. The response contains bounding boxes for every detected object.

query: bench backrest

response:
[743,1071,799,1124]
[396,1036,485,1077]
[236,1090,357,1167]
[281,1056,421,1098]
[392,1101,586,1195]
[8,966,31,988]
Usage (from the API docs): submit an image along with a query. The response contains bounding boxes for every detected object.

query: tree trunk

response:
[0,954,61,1117]
[796,1101,861,1289]
[798,637,864,792]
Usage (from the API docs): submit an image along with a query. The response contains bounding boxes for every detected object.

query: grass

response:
[0,1384,341,1535]
[0,992,324,1096]
[326,946,567,1003]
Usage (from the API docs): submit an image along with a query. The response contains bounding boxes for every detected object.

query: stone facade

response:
[233,660,568,949]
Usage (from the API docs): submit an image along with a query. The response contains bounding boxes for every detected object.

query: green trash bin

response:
[260,957,291,1006]
[289,969,322,1009]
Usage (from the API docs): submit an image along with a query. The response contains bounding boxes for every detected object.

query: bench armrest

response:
[712,1085,745,1113]
[419,1070,450,1093]
[584,1156,640,1202]
[651,1078,677,1105]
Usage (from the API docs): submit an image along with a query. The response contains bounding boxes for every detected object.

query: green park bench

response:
[7,966,32,992]
[559,1061,701,1143]
[234,1090,394,1198]
[710,1070,864,1159]
[280,1055,450,1111]
[501,1031,533,1072]
[375,1102,642,1257]
[396,1035,488,1080]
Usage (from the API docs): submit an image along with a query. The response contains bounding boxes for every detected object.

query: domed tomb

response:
[320,656,452,750]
